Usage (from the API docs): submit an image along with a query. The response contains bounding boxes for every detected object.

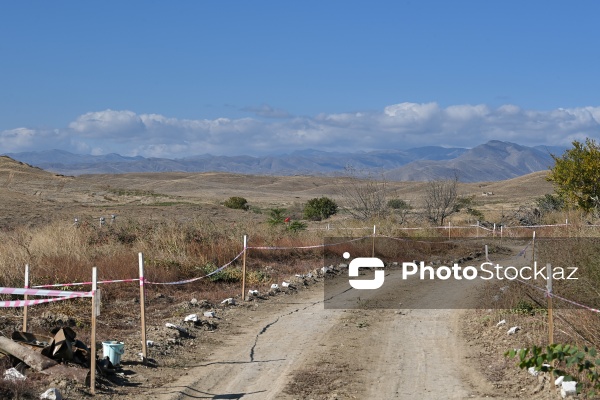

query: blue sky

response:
[1,1,599,157]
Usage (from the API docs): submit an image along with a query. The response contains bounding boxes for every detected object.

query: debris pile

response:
[0,327,91,384]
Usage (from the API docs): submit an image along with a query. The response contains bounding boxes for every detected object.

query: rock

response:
[281,281,290,288]
[248,290,259,296]
[203,311,216,318]
[507,326,520,335]
[190,298,198,306]
[40,388,63,400]
[496,319,506,327]
[555,376,564,386]
[221,298,235,305]
[561,381,577,398]
[528,367,539,377]
[270,284,280,291]
[184,314,198,322]
[4,367,25,381]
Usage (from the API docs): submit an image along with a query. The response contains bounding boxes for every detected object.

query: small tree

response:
[303,197,338,221]
[223,196,249,210]
[548,138,600,212]
[267,208,286,226]
[423,176,459,225]
[337,166,389,220]
[387,198,412,224]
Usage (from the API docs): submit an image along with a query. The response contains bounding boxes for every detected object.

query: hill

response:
[5,140,562,182]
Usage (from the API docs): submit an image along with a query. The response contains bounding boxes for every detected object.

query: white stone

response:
[40,388,63,400]
[496,319,506,327]
[221,298,235,305]
[248,290,259,296]
[4,368,25,381]
[184,314,198,322]
[561,381,577,398]
[270,284,279,290]
[281,282,290,287]
[555,376,564,386]
[203,311,215,318]
[507,326,520,335]
[528,367,539,377]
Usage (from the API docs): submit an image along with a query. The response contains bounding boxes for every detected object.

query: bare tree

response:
[337,166,389,220]
[423,176,459,225]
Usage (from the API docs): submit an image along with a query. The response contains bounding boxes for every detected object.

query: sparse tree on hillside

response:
[337,166,389,220]
[423,176,459,225]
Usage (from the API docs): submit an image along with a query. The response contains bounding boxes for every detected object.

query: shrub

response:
[223,196,249,210]
[267,208,287,226]
[303,197,338,221]
[387,198,410,210]
[286,221,308,233]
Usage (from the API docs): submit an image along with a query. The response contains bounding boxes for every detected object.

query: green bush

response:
[387,198,410,210]
[223,196,249,210]
[303,197,338,221]
[286,220,307,233]
[267,208,287,226]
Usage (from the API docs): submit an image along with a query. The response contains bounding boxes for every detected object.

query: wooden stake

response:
[547,263,554,345]
[448,222,451,239]
[23,264,29,333]
[476,221,479,238]
[139,252,148,364]
[372,225,376,258]
[532,231,536,264]
[241,235,247,301]
[90,267,97,395]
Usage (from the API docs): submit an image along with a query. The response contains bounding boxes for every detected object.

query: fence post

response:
[372,225,376,258]
[476,220,480,238]
[448,222,451,239]
[547,263,554,345]
[23,265,29,333]
[532,231,536,265]
[241,235,247,301]
[90,267,97,395]
[139,252,148,364]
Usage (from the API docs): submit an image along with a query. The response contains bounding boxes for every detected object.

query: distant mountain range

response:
[4,140,564,182]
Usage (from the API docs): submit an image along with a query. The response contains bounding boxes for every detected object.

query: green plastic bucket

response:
[102,341,125,366]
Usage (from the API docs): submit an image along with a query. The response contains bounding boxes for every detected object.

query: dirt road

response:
[142,255,505,400]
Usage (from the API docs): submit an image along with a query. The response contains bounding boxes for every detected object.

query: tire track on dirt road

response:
[145,247,525,400]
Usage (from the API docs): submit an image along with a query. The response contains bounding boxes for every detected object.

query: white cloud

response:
[2,103,600,158]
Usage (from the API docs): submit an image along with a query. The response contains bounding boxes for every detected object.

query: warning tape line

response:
[32,278,140,289]
[0,292,92,308]
[248,236,369,250]
[145,250,245,285]
[0,287,92,297]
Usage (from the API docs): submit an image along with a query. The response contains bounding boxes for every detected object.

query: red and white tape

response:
[0,292,92,308]
[0,287,92,297]
[32,278,139,289]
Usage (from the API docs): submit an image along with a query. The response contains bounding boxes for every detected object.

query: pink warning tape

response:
[0,287,93,297]
[32,278,140,289]
[0,292,92,308]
